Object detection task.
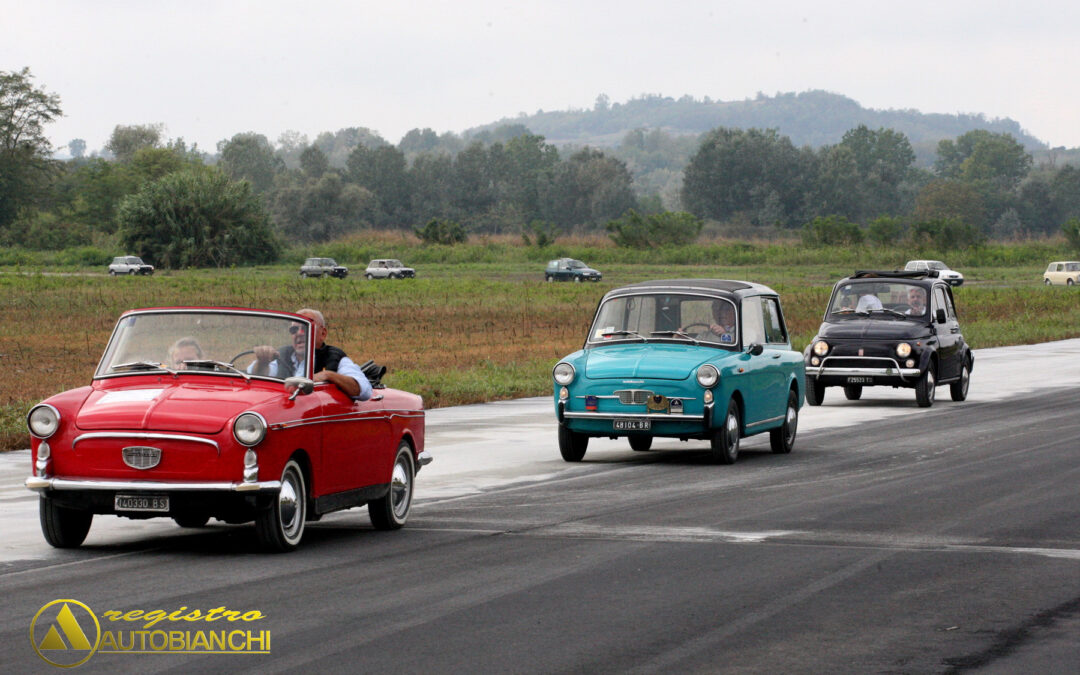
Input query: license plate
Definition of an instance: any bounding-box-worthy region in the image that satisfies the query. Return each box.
[846,376,872,384]
[614,419,651,431]
[114,494,169,512]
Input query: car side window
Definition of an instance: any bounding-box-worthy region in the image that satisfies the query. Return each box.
[761,297,787,344]
[932,287,948,321]
[943,288,957,320]
[741,298,766,345]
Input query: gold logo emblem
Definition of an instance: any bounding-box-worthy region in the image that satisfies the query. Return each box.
[31,599,101,667]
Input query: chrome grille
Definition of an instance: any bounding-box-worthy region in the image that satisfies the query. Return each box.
[614,389,652,405]
[122,446,162,470]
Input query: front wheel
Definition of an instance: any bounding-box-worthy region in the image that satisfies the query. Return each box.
[369,442,415,530]
[558,425,588,462]
[770,389,798,454]
[805,378,826,406]
[255,459,306,551]
[950,360,970,401]
[843,385,863,400]
[629,435,653,452]
[915,363,937,408]
[40,498,93,548]
[710,398,740,464]
[573,276,582,283]
[128,269,136,275]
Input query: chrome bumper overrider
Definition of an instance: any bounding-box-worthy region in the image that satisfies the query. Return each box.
[25,477,282,493]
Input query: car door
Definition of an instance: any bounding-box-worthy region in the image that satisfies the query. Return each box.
[737,296,779,426]
[318,385,392,494]
[931,285,960,380]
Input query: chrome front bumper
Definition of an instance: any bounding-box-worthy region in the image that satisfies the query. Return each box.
[562,411,705,421]
[26,477,282,493]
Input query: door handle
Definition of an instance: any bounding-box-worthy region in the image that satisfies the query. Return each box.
[371,394,384,401]
[771,354,781,359]
[950,327,959,333]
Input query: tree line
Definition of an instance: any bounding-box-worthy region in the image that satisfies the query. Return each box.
[1,68,1079,269]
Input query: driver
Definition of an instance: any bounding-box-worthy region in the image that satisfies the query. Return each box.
[251,308,371,401]
[168,337,203,369]
[906,287,927,315]
[686,300,737,342]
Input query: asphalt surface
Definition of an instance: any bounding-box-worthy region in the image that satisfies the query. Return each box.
[1,340,1079,673]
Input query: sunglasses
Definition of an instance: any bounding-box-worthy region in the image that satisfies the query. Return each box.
[288,324,308,335]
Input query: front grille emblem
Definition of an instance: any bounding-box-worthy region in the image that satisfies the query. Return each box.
[122,446,162,470]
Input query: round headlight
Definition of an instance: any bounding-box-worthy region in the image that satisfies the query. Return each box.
[233,412,267,447]
[896,342,912,358]
[553,362,576,386]
[27,405,60,439]
[696,364,719,388]
[812,341,830,357]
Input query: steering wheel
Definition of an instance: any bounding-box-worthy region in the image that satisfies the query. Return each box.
[229,349,255,365]
[681,323,712,333]
[891,303,911,313]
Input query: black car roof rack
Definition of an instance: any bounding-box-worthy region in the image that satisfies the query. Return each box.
[851,269,939,279]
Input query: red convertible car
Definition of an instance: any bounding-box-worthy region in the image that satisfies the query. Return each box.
[25,307,429,551]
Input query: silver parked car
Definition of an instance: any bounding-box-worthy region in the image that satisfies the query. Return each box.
[365,259,416,279]
[108,256,154,276]
[904,260,963,286]
[300,257,348,278]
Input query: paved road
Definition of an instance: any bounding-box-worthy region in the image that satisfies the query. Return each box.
[1,340,1078,673]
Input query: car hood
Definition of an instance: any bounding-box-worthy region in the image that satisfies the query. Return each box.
[75,380,280,434]
[815,319,932,341]
[583,343,720,380]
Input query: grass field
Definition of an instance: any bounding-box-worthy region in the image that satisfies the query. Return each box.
[2,255,1079,451]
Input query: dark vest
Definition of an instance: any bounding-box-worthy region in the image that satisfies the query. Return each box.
[276,343,346,376]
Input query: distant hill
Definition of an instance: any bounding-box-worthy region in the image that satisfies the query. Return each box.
[467,90,1050,166]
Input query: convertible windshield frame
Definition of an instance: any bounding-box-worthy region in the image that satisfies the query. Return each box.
[585,291,739,350]
[93,308,313,382]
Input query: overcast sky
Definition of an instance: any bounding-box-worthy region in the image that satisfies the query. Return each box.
[7,0,1080,154]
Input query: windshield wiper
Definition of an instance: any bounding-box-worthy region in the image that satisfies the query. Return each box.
[181,359,251,380]
[869,308,907,318]
[650,330,700,344]
[111,361,173,373]
[601,329,647,342]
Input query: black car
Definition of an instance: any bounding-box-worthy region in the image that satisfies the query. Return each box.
[803,270,972,407]
[545,258,602,282]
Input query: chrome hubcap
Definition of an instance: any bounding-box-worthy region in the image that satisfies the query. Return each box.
[927,371,935,402]
[390,459,411,518]
[726,413,739,454]
[279,471,301,538]
[785,404,797,442]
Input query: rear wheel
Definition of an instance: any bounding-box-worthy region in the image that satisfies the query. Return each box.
[1044,278,1051,285]
[915,363,937,407]
[950,360,970,401]
[805,378,826,406]
[629,435,653,452]
[710,398,740,464]
[558,425,588,462]
[843,385,863,400]
[1069,279,1075,286]
[109,269,117,276]
[40,498,92,548]
[369,442,415,530]
[255,459,306,551]
[770,389,798,454]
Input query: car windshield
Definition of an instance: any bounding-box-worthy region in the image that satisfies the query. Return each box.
[587,293,738,348]
[389,260,403,267]
[828,282,927,319]
[568,260,587,269]
[927,261,948,270]
[95,310,309,380]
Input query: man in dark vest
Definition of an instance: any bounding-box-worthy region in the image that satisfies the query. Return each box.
[252,308,371,401]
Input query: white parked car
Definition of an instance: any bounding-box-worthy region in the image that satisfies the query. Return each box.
[1043,261,1080,286]
[904,260,963,286]
[108,256,154,276]
[365,259,416,279]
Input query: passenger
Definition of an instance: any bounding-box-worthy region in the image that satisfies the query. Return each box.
[906,287,927,316]
[251,309,372,400]
[856,287,884,312]
[168,337,203,369]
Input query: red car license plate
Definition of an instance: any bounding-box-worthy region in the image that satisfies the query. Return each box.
[114,495,169,512]
[614,419,651,431]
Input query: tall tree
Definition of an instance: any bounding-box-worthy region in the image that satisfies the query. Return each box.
[0,67,62,230]
[105,123,163,162]
[217,132,281,194]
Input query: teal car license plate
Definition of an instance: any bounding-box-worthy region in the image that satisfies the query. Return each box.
[114,494,169,512]
[614,419,651,431]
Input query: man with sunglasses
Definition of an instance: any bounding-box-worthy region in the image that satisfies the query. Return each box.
[251,308,371,400]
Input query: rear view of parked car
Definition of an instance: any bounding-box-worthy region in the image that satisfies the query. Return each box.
[300,257,348,278]
[1043,261,1080,286]
[108,256,154,276]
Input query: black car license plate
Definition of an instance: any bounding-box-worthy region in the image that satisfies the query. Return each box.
[114,494,169,512]
[614,419,651,431]
[846,376,873,384]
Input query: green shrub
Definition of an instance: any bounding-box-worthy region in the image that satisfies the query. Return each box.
[801,215,863,246]
[414,219,467,245]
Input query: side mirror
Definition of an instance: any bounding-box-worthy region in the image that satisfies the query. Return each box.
[747,343,764,356]
[284,376,315,401]
[935,308,947,324]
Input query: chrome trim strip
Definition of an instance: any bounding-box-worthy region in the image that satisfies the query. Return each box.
[26,476,281,493]
[745,414,785,429]
[563,411,705,421]
[273,409,424,430]
[73,432,219,451]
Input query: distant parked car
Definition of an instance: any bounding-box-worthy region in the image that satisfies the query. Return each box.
[365,259,416,279]
[545,258,602,282]
[804,270,972,408]
[1043,261,1080,286]
[300,257,348,278]
[904,260,963,286]
[108,256,154,276]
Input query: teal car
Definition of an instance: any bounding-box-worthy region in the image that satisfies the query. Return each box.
[553,280,805,464]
